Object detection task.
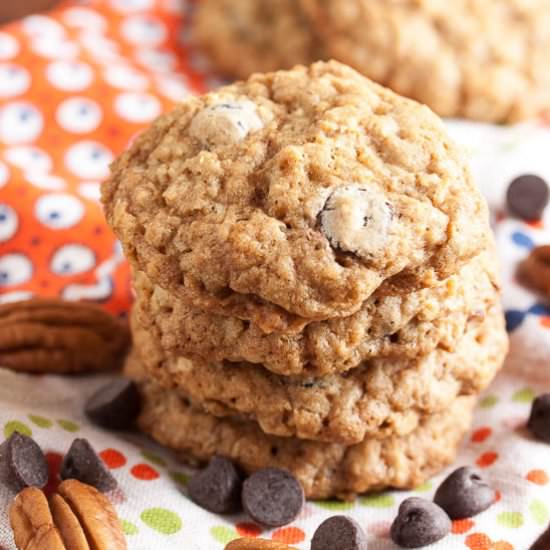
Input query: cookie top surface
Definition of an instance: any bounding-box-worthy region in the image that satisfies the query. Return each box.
[103,61,490,327]
[193,0,324,80]
[135,249,500,376]
[131,302,507,445]
[128,355,476,500]
[301,0,550,122]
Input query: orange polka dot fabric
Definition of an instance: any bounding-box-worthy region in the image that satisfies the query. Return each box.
[1,1,550,549]
[0,0,210,315]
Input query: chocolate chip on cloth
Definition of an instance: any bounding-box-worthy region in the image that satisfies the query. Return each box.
[85,378,141,430]
[390,497,451,548]
[518,246,550,298]
[0,432,48,492]
[187,456,243,514]
[60,438,117,493]
[434,466,494,519]
[242,468,304,527]
[311,516,368,550]
[527,394,550,443]
[506,174,549,221]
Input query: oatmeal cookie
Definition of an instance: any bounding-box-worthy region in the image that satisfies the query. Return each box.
[103,61,490,332]
[129,304,507,445]
[127,356,475,500]
[134,250,500,376]
[192,0,324,80]
[301,0,550,122]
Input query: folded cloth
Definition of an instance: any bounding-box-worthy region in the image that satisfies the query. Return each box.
[0,1,550,549]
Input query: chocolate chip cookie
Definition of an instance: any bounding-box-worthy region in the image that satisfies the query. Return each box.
[193,0,325,80]
[133,250,500,376]
[127,353,476,500]
[301,0,550,122]
[103,61,491,332]
[129,304,507,445]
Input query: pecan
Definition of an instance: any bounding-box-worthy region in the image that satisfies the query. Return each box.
[9,480,127,550]
[225,539,297,550]
[0,298,130,373]
[518,245,550,297]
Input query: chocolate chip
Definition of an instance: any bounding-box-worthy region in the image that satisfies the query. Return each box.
[530,522,550,549]
[311,516,368,550]
[242,468,304,527]
[85,378,140,430]
[528,394,550,443]
[60,438,117,493]
[187,456,242,514]
[434,466,494,519]
[390,497,451,548]
[506,174,549,221]
[0,432,48,491]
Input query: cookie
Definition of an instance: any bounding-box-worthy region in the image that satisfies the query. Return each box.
[129,304,507,444]
[301,0,550,122]
[126,356,476,500]
[192,0,324,80]
[103,61,490,332]
[133,250,500,376]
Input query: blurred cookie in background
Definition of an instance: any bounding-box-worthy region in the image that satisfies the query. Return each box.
[300,0,550,122]
[192,0,325,80]
[0,0,60,23]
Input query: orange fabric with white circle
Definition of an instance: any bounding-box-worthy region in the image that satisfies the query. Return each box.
[0,0,209,315]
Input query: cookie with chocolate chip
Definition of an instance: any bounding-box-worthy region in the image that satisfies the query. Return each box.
[103,61,491,331]
[133,249,500,376]
[130,302,508,445]
[124,350,477,500]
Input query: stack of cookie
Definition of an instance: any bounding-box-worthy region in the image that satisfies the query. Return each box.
[102,61,508,499]
[192,0,550,123]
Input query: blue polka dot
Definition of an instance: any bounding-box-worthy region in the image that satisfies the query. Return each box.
[528,303,550,316]
[505,310,526,332]
[511,231,534,250]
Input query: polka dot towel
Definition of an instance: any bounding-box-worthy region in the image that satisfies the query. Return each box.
[1,1,550,549]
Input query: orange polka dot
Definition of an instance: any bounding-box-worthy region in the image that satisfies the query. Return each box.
[100,448,127,469]
[452,518,475,534]
[236,523,262,538]
[466,533,491,550]
[541,317,550,329]
[466,532,513,550]
[476,452,498,468]
[472,427,492,443]
[44,452,63,497]
[527,469,549,485]
[494,490,502,502]
[130,463,159,480]
[526,219,544,229]
[271,527,305,545]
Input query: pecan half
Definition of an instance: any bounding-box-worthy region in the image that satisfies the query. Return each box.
[225,539,297,550]
[9,480,127,550]
[0,298,130,373]
[518,245,550,297]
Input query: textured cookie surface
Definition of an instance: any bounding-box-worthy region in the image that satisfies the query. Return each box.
[103,61,490,331]
[130,304,507,445]
[134,250,500,376]
[193,0,324,80]
[301,0,550,122]
[127,356,475,500]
